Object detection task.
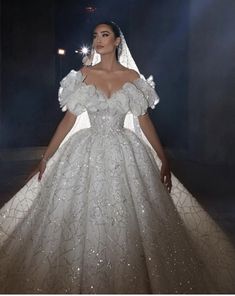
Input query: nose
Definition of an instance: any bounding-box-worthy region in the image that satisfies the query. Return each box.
[96,36,102,43]
[96,40,103,47]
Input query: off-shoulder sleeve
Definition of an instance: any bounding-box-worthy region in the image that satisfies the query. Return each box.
[130,77,160,116]
[58,69,86,116]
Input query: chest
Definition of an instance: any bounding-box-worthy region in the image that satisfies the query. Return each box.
[83,73,130,99]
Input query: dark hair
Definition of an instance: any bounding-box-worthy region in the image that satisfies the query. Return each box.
[92,21,121,61]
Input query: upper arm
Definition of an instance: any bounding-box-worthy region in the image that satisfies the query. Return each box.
[138,112,149,124]
[63,110,77,125]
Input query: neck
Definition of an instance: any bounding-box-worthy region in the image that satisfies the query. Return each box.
[99,52,120,72]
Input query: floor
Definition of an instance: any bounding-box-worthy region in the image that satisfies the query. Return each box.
[0,147,235,245]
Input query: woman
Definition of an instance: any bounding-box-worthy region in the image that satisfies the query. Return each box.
[34,22,171,193]
[0,21,235,294]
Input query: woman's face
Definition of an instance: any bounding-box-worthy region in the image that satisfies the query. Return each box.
[92,24,120,55]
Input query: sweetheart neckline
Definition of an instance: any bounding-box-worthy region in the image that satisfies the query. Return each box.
[77,70,143,100]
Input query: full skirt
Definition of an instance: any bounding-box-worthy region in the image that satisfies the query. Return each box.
[0,128,235,293]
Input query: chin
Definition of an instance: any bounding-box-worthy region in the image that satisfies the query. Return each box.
[96,48,105,54]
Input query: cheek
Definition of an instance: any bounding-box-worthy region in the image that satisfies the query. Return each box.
[105,37,115,47]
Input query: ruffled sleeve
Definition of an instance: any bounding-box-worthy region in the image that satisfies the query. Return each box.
[125,76,160,116]
[58,69,87,116]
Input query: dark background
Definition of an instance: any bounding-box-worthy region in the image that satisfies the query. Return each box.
[0,0,234,165]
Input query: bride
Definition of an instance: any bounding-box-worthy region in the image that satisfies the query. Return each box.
[0,20,235,294]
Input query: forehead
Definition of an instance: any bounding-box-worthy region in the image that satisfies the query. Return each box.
[93,24,113,34]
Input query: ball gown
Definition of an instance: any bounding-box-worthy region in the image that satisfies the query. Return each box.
[0,69,235,293]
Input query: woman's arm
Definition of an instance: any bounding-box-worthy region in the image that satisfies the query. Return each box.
[138,112,172,192]
[42,110,77,161]
[138,113,168,162]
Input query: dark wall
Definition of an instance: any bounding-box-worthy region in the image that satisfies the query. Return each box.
[0,0,57,148]
[129,0,190,150]
[0,1,2,127]
[188,0,235,164]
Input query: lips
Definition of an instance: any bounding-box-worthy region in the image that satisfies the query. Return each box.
[96,45,104,49]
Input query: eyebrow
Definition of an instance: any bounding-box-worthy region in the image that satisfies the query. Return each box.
[93,31,111,35]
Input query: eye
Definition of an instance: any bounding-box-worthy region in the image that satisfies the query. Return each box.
[102,33,109,37]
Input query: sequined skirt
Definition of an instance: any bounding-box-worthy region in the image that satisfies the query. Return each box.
[0,128,235,293]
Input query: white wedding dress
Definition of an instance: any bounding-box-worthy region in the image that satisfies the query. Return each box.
[0,69,235,294]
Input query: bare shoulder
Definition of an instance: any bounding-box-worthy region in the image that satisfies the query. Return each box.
[79,65,90,76]
[121,67,140,81]
[79,65,101,76]
[78,65,140,81]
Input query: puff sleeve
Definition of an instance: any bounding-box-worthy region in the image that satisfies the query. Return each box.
[58,70,86,116]
[126,76,160,116]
